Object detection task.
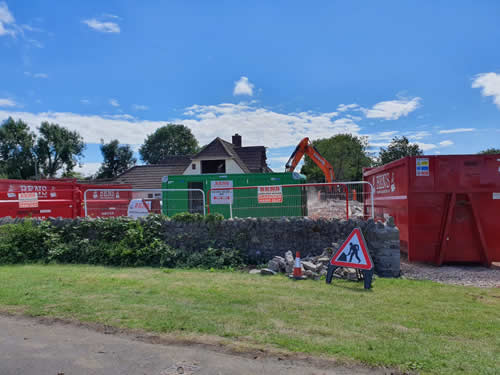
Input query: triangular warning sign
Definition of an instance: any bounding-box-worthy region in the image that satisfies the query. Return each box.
[330,228,373,270]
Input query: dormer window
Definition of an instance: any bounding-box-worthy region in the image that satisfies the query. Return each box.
[201,160,226,173]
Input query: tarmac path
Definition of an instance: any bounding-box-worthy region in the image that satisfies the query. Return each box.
[0,314,389,375]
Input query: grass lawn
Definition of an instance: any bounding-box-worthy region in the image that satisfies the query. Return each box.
[0,265,498,374]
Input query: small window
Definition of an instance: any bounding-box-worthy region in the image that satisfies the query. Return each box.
[201,160,226,173]
[147,193,153,198]
[192,163,196,170]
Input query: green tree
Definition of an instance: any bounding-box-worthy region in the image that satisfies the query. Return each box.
[0,117,36,179]
[96,139,136,178]
[378,136,423,165]
[35,122,85,177]
[139,124,199,164]
[478,148,500,154]
[300,134,372,181]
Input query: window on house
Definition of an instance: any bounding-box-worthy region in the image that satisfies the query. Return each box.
[192,163,196,170]
[201,160,226,173]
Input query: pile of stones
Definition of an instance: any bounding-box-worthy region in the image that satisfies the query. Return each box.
[250,245,363,281]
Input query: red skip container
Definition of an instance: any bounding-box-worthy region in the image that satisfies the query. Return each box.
[364,154,500,266]
[0,179,132,219]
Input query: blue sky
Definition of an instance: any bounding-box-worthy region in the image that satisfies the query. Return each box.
[1,0,499,176]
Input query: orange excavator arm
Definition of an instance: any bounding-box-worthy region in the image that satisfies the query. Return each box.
[285,137,335,183]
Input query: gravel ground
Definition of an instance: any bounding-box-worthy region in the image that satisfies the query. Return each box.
[400,254,500,288]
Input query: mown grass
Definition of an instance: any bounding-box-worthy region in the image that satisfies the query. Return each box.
[0,265,498,374]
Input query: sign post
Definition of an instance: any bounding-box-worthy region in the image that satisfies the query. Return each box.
[326,227,374,289]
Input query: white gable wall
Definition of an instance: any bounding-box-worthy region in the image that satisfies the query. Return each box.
[182,158,244,175]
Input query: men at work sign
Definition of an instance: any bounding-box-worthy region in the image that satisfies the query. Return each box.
[330,228,373,270]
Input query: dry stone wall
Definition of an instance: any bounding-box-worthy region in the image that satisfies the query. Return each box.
[152,216,400,277]
[0,216,400,277]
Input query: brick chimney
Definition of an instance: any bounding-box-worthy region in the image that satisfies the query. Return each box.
[232,133,242,148]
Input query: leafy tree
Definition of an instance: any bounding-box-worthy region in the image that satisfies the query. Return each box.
[378,136,423,165]
[35,122,85,177]
[300,134,372,181]
[478,148,500,154]
[96,139,136,178]
[0,117,37,179]
[139,124,199,164]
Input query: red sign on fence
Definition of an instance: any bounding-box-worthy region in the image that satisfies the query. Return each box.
[257,185,283,204]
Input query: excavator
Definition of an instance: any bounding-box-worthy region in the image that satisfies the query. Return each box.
[285,137,335,182]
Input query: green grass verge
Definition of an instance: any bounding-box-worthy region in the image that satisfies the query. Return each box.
[0,265,498,374]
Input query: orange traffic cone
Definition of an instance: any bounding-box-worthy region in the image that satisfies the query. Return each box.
[293,251,303,279]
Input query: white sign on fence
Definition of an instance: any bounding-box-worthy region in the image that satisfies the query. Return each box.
[211,180,233,204]
[127,199,151,218]
[258,185,283,203]
[18,192,38,208]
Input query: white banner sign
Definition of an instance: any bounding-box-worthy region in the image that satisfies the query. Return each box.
[18,192,39,208]
[211,180,233,204]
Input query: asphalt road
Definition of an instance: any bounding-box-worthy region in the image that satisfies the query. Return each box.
[0,315,386,375]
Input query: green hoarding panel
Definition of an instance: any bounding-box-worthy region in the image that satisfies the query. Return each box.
[161,172,307,218]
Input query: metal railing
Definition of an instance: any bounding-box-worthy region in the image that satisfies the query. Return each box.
[206,181,374,220]
[83,188,206,218]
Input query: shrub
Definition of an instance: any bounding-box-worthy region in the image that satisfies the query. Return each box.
[0,217,245,269]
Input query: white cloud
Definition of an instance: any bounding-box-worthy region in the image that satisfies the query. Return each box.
[439,140,454,147]
[337,103,359,112]
[74,162,101,178]
[438,128,475,134]
[83,18,120,33]
[0,103,361,149]
[233,76,254,96]
[133,104,149,111]
[102,14,120,19]
[0,98,16,107]
[416,142,437,151]
[0,1,16,37]
[367,131,399,141]
[109,98,120,107]
[364,97,421,120]
[24,71,48,79]
[472,72,500,109]
[407,130,431,140]
[81,99,90,104]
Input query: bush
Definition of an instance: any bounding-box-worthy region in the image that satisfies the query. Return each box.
[0,220,59,264]
[0,217,245,269]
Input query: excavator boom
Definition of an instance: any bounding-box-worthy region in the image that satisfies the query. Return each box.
[285,137,335,183]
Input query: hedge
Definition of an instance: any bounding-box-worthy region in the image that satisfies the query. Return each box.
[0,214,245,269]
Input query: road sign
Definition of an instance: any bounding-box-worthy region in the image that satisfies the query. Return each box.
[330,228,373,270]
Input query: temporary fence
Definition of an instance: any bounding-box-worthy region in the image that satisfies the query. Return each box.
[206,182,374,220]
[0,179,132,219]
[83,188,206,218]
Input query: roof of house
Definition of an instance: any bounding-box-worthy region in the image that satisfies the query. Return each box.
[234,146,273,173]
[94,136,272,189]
[193,137,251,173]
[110,156,191,189]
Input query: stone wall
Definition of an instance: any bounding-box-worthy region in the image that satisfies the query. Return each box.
[0,216,400,277]
[155,216,400,277]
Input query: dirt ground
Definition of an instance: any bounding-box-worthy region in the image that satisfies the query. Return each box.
[0,314,395,375]
[400,254,500,288]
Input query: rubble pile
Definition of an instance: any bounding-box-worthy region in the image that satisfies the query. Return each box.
[307,198,365,220]
[253,247,364,281]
